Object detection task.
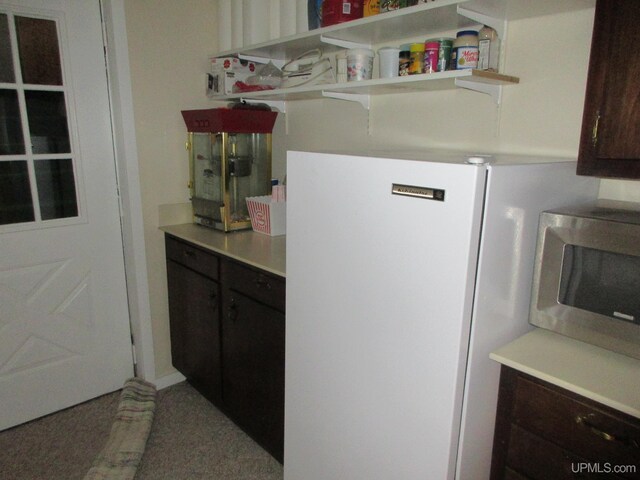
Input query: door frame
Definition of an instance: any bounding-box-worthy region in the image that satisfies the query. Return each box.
[100,0,155,382]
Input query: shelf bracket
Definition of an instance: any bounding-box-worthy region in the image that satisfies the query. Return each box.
[322,91,370,110]
[239,98,287,113]
[320,34,371,50]
[457,6,506,40]
[455,78,503,104]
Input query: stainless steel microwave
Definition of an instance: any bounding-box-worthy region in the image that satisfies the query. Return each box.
[529,200,640,360]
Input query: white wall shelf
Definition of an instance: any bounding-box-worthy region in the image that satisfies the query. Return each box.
[212,0,592,107]
[217,70,518,108]
[217,0,594,61]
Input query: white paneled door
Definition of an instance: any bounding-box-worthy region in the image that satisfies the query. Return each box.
[0,0,134,430]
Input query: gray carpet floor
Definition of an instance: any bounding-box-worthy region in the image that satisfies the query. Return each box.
[0,381,283,480]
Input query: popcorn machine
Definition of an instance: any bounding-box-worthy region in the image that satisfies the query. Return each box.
[181,107,278,232]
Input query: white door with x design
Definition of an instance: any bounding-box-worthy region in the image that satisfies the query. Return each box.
[0,0,134,430]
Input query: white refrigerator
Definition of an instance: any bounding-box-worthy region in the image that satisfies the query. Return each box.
[284,151,599,480]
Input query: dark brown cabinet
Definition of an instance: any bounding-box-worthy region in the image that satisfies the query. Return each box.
[166,236,222,406]
[490,366,640,480]
[221,260,285,463]
[577,0,640,179]
[164,234,285,463]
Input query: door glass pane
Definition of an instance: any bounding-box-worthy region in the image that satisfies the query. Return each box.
[15,16,62,86]
[0,89,25,155]
[25,91,70,153]
[0,160,35,225]
[1,11,80,228]
[34,158,78,220]
[0,14,15,83]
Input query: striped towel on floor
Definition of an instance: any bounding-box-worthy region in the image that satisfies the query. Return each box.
[84,377,157,480]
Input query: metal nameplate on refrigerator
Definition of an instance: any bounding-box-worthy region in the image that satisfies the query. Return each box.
[392,184,445,201]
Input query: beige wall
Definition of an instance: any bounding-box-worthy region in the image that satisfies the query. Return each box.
[124,0,218,377]
[125,2,640,380]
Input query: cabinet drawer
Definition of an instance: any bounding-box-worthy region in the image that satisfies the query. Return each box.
[165,235,219,280]
[512,375,640,475]
[222,260,285,312]
[506,424,625,480]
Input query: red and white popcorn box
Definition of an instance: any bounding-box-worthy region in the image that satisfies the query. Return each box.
[246,195,286,236]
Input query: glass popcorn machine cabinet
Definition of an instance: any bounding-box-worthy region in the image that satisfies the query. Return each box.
[181,107,277,232]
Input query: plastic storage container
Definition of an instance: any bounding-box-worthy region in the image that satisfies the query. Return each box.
[378,47,400,78]
[436,38,454,71]
[478,25,500,71]
[423,41,439,73]
[451,30,479,70]
[346,48,374,81]
[409,43,425,74]
[322,0,364,27]
[399,44,411,76]
[363,0,380,16]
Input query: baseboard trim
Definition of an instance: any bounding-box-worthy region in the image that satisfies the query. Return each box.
[153,371,185,390]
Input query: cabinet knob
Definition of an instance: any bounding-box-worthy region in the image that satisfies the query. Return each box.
[255,274,272,290]
[209,291,217,308]
[228,300,238,322]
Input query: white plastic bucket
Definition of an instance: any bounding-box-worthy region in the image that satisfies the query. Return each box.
[346,48,374,81]
[378,47,400,78]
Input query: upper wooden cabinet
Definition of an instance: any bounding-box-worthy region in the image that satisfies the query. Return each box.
[577,0,640,179]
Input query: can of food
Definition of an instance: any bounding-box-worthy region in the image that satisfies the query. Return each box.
[423,41,439,73]
[435,38,454,71]
[399,44,411,76]
[364,0,380,16]
[409,43,425,75]
[380,0,400,12]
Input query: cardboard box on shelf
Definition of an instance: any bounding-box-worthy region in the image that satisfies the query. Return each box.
[207,57,257,96]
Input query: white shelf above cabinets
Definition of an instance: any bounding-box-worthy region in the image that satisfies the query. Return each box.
[212,0,593,108]
[222,69,518,109]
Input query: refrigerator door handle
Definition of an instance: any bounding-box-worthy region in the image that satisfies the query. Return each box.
[391,183,445,201]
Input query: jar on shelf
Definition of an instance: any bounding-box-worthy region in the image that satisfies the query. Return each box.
[409,43,425,74]
[363,0,380,16]
[399,44,411,76]
[478,25,500,72]
[423,41,439,73]
[451,30,479,70]
[435,38,454,71]
[380,0,400,12]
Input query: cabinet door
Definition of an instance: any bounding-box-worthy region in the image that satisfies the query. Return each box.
[167,260,222,405]
[577,0,640,178]
[491,366,640,480]
[221,289,285,463]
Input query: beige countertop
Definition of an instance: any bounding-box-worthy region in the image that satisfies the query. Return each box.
[160,223,286,277]
[491,329,640,418]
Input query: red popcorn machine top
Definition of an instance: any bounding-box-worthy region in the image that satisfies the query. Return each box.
[181,107,278,232]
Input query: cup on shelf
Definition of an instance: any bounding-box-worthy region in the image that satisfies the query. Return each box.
[347,48,375,81]
[378,47,400,78]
